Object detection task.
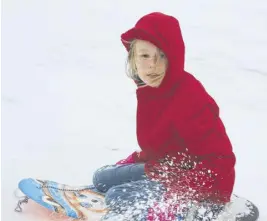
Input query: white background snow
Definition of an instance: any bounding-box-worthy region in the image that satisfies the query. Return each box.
[2,0,267,220]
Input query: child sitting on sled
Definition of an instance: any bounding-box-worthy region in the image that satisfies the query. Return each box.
[92,12,236,221]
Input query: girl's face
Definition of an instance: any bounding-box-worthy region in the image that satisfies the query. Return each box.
[134,40,167,87]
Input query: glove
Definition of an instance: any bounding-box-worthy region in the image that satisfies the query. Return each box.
[116,151,149,165]
[116,152,136,165]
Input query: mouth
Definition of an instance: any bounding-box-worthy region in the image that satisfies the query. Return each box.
[143,74,163,86]
[146,73,161,78]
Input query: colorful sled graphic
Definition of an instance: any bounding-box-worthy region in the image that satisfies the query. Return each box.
[15,178,107,220]
[15,178,259,221]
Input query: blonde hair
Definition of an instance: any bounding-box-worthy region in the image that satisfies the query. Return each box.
[125,39,139,81]
[125,39,168,87]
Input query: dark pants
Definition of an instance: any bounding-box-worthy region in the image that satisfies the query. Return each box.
[92,164,165,220]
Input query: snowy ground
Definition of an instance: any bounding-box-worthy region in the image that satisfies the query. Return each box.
[2,0,267,220]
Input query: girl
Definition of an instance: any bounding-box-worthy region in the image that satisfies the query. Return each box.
[93,12,236,221]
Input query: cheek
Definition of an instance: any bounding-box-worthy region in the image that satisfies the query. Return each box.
[135,60,153,72]
[156,60,168,73]
[160,63,167,74]
[136,65,148,76]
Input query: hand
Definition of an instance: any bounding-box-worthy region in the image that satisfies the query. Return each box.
[116,152,136,165]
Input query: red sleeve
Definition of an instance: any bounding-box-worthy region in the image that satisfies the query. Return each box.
[133,150,149,163]
[116,150,149,164]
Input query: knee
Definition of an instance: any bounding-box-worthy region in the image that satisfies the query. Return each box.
[105,185,122,206]
[92,167,100,187]
[105,184,132,206]
[92,165,111,192]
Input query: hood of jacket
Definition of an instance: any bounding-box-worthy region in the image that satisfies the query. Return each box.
[121,12,187,98]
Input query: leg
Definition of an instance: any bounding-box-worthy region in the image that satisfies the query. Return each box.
[102,179,166,221]
[93,163,147,193]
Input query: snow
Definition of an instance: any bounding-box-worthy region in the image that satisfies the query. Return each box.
[1,0,267,220]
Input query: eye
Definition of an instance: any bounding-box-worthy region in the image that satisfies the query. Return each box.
[159,52,165,59]
[140,54,150,58]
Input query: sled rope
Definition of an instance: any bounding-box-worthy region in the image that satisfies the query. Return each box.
[39,185,95,192]
[15,196,29,212]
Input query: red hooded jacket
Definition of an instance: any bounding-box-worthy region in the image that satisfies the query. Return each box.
[120,12,236,206]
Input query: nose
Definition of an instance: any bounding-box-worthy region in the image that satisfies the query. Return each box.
[149,57,157,69]
[153,55,158,65]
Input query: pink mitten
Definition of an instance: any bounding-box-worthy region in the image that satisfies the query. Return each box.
[116,152,136,165]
